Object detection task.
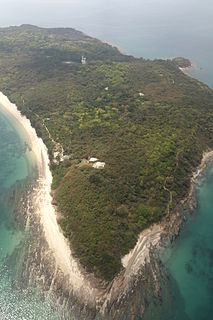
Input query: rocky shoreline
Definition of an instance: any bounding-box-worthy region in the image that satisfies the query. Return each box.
[1,90,213,319]
[100,149,213,319]
[12,153,213,320]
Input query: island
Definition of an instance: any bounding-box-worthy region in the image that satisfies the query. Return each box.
[172,56,192,69]
[0,24,213,318]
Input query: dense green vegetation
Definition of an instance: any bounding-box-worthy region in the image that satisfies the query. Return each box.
[0,25,213,281]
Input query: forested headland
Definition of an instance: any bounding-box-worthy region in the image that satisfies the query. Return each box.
[0,25,213,281]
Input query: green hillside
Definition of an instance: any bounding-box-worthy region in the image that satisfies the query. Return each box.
[0,25,213,280]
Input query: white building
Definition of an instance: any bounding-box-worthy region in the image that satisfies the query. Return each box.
[93,162,105,169]
[88,156,105,169]
[81,56,87,65]
[89,157,98,163]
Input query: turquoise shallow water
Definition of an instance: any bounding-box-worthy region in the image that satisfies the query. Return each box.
[161,169,213,320]
[0,106,62,319]
[1,1,213,318]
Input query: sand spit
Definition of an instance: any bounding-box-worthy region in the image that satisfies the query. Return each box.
[1,91,212,319]
[0,92,101,305]
[0,91,166,311]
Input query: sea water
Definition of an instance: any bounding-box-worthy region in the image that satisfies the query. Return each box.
[0,105,62,320]
[1,0,213,319]
[142,166,213,320]
[162,169,213,320]
[2,0,213,87]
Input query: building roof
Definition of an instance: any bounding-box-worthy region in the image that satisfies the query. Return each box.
[89,157,98,163]
[93,162,105,169]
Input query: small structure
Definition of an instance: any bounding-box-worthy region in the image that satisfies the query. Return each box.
[88,156,105,169]
[139,92,145,97]
[89,157,98,163]
[61,155,71,161]
[93,162,105,169]
[105,87,109,91]
[81,56,87,65]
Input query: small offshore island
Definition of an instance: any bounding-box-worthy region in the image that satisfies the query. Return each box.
[172,57,192,69]
[1,25,213,319]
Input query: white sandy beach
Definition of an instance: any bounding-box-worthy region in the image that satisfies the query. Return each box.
[0,92,101,305]
[1,90,213,316]
[0,91,177,309]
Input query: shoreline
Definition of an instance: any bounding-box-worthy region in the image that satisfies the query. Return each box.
[0,92,102,306]
[192,150,213,181]
[122,149,213,280]
[179,59,197,75]
[1,90,213,318]
[0,92,165,281]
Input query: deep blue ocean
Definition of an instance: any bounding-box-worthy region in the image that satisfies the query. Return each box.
[0,0,213,319]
